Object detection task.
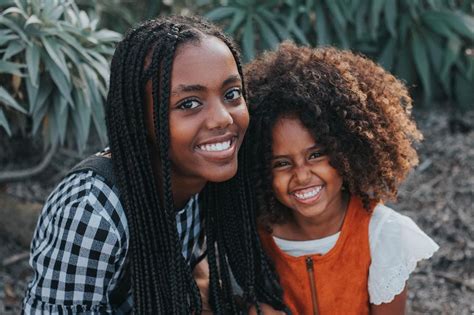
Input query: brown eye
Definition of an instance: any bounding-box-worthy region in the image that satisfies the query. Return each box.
[273,160,290,169]
[309,151,324,159]
[224,88,242,101]
[177,98,201,110]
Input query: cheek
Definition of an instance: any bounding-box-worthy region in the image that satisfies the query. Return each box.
[231,103,249,131]
[326,167,344,189]
[271,173,288,200]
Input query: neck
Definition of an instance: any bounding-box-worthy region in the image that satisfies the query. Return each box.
[170,171,207,210]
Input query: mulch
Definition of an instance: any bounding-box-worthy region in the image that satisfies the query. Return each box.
[0,108,473,314]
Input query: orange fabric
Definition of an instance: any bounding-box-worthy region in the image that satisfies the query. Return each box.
[260,197,373,315]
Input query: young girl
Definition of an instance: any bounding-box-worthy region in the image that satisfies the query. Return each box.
[23,16,286,314]
[245,42,439,314]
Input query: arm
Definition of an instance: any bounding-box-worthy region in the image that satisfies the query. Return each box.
[192,256,213,314]
[23,174,125,314]
[370,286,407,315]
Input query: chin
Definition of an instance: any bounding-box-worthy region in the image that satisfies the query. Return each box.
[205,162,238,182]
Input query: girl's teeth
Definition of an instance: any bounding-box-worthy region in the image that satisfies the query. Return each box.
[294,186,322,200]
[200,140,231,152]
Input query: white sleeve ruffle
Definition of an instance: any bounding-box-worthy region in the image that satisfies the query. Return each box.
[368,204,439,305]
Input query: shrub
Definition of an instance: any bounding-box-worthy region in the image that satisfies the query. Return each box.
[206,0,474,109]
[0,0,121,152]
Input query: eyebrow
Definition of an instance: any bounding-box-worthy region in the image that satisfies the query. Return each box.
[171,74,241,95]
[271,144,321,160]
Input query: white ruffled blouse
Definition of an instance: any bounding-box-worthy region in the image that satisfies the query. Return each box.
[273,204,439,305]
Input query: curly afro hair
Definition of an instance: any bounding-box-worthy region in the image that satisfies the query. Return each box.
[245,41,422,225]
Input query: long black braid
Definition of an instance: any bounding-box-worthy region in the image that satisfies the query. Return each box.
[105,15,287,314]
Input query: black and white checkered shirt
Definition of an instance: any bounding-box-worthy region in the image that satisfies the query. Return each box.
[23,170,203,314]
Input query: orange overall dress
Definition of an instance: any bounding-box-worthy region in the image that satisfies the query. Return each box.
[259,197,373,315]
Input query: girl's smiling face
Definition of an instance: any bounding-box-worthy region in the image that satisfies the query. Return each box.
[146,36,249,187]
[271,116,345,224]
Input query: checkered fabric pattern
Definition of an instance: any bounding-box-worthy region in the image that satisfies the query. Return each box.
[22,170,202,314]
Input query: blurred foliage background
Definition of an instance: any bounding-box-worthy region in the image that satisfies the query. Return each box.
[0,0,473,179]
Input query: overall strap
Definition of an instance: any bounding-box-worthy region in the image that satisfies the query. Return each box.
[68,155,115,185]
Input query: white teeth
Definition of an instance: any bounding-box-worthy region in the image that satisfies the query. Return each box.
[294,186,322,200]
[199,140,231,152]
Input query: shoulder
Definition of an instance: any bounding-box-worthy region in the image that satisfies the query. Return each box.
[39,170,128,244]
[24,170,130,311]
[368,203,439,305]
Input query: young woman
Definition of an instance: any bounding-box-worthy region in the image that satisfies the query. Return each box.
[23,16,286,314]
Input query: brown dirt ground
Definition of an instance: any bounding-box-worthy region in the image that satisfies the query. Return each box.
[0,109,473,314]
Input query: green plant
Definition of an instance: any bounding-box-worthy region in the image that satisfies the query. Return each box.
[0,0,121,152]
[206,0,309,61]
[206,0,474,109]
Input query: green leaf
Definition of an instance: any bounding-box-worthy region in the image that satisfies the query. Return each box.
[0,107,12,136]
[384,0,397,37]
[31,76,53,116]
[25,44,40,87]
[92,29,122,42]
[83,65,107,145]
[53,91,68,144]
[441,36,462,89]
[25,75,38,113]
[0,33,18,46]
[24,14,43,28]
[71,88,91,152]
[0,60,25,76]
[32,98,48,136]
[370,0,386,38]
[424,32,444,74]
[254,14,280,49]
[41,36,71,83]
[355,0,369,40]
[0,16,31,45]
[226,8,246,34]
[43,54,73,105]
[325,0,346,29]
[2,41,25,60]
[448,11,474,40]
[2,7,28,19]
[421,11,456,38]
[411,30,431,101]
[205,7,237,21]
[377,37,397,70]
[0,86,26,113]
[242,17,255,61]
[315,0,331,45]
[454,70,474,110]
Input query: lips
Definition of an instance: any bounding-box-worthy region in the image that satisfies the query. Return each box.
[291,185,323,204]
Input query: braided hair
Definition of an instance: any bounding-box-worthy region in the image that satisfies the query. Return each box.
[105,15,287,314]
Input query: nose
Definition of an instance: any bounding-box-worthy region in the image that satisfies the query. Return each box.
[206,99,233,130]
[293,164,312,185]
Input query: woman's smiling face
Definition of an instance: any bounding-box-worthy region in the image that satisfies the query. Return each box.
[146,35,249,185]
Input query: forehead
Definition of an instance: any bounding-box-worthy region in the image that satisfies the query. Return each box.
[272,116,316,152]
[171,36,239,89]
